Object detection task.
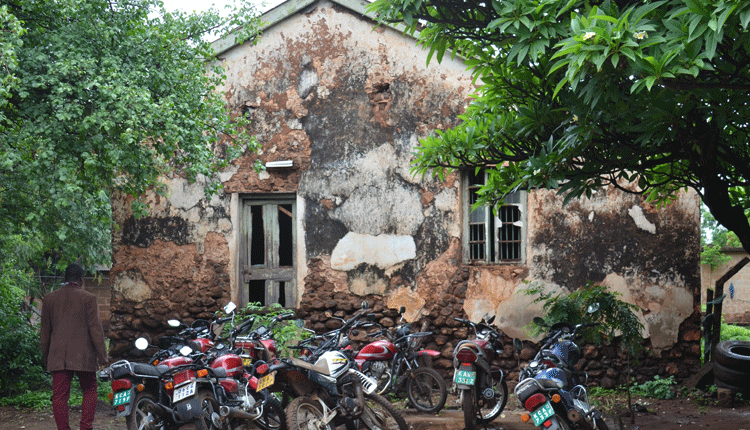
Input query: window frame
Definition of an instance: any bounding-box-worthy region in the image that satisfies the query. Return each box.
[461,170,527,264]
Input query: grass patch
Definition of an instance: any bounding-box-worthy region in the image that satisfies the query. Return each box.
[0,378,110,410]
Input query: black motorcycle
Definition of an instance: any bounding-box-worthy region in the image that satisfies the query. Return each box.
[513,304,609,430]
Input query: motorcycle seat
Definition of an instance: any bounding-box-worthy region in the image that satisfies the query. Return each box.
[535,378,564,389]
[111,363,169,379]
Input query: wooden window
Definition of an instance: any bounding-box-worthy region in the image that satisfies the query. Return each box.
[464,170,526,263]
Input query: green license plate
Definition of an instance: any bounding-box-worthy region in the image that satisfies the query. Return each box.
[453,370,476,385]
[112,389,132,406]
[531,401,555,426]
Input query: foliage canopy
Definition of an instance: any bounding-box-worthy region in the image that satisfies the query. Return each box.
[0,0,260,275]
[369,0,750,251]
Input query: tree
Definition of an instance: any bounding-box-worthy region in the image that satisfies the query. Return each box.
[0,0,260,274]
[369,0,750,251]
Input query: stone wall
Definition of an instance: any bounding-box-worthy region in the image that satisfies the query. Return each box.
[296,262,704,389]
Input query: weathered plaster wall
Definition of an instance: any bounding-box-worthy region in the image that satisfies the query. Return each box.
[216,0,470,301]
[701,248,750,324]
[108,0,703,386]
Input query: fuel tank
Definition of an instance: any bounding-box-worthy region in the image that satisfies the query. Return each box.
[211,353,244,378]
[356,339,397,361]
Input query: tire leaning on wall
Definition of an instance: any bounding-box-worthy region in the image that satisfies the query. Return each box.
[713,340,750,394]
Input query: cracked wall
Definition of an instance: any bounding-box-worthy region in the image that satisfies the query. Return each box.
[109,0,702,377]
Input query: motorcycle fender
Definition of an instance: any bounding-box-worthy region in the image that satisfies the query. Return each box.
[418,349,440,357]
[174,397,203,422]
[543,415,569,430]
[115,403,133,418]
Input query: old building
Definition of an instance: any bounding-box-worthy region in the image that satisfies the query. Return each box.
[108,0,702,383]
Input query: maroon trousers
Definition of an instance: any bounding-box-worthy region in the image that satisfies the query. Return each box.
[51,370,98,430]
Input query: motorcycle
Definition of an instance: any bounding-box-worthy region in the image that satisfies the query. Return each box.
[354,307,447,413]
[513,304,609,430]
[101,302,289,430]
[269,306,408,430]
[452,315,508,430]
[100,337,210,430]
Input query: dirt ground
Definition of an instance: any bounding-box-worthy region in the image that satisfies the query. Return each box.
[0,396,748,430]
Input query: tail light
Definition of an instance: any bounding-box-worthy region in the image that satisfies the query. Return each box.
[524,393,548,411]
[173,369,196,387]
[455,347,478,363]
[111,379,132,392]
[197,369,208,378]
[256,363,269,375]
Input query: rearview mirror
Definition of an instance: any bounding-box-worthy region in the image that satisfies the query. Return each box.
[513,338,523,352]
[224,302,237,314]
[400,306,406,314]
[135,338,149,350]
[587,303,600,314]
[179,345,193,356]
[168,319,181,327]
[533,317,548,327]
[361,301,369,310]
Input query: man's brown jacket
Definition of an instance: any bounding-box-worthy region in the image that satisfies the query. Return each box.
[41,283,108,372]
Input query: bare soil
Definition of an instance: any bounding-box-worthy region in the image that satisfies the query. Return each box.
[0,396,748,430]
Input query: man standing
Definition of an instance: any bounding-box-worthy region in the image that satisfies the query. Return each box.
[41,263,108,430]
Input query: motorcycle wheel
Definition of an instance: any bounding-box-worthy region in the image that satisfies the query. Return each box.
[286,396,332,430]
[126,391,169,430]
[461,387,478,430]
[594,416,609,430]
[195,389,220,430]
[255,391,288,430]
[356,392,408,430]
[405,367,447,414]
[476,378,507,424]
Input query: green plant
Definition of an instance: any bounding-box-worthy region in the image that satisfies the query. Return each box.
[633,375,676,400]
[721,322,750,342]
[226,302,311,357]
[523,283,644,356]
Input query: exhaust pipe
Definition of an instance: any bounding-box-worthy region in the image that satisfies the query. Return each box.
[219,405,260,421]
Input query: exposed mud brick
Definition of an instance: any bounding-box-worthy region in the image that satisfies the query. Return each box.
[600,376,616,389]
[583,344,600,360]
[519,347,537,361]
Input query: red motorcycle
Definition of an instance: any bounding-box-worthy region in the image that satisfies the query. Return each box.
[452,315,508,430]
[354,308,447,413]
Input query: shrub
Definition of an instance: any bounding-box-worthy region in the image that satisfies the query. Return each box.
[222,302,311,357]
[523,283,645,356]
[633,375,676,400]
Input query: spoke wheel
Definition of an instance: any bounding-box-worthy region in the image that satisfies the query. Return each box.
[461,387,478,430]
[286,396,332,430]
[405,367,447,414]
[194,389,220,430]
[255,390,288,430]
[356,392,408,430]
[126,391,167,430]
[477,377,507,424]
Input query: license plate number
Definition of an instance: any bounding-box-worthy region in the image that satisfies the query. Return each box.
[173,381,197,402]
[112,389,132,406]
[242,358,252,367]
[454,370,476,385]
[531,401,555,426]
[257,371,275,391]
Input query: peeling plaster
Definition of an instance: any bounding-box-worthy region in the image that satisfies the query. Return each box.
[387,286,426,321]
[113,271,152,302]
[629,205,656,234]
[331,232,416,271]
